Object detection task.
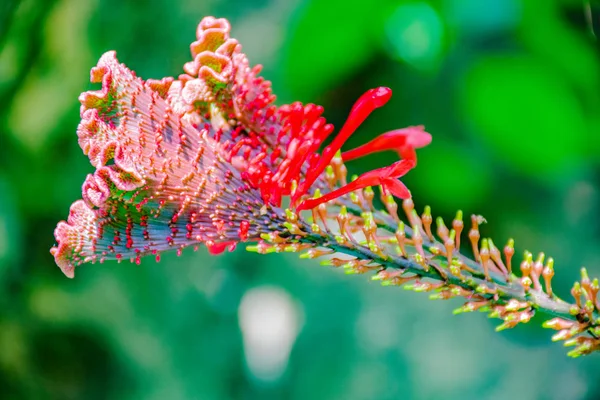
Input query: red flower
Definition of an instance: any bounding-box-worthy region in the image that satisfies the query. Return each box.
[51,17,431,277]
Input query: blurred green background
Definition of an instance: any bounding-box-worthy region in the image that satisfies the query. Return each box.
[1,0,600,398]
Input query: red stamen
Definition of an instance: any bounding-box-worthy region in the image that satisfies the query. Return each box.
[293,87,392,203]
[296,159,415,211]
[342,125,431,163]
[380,178,411,199]
[206,240,237,255]
[238,220,250,241]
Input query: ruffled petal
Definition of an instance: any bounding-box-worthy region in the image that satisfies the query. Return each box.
[51,51,287,277]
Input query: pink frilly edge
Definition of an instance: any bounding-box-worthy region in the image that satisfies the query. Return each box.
[50,200,99,278]
[76,51,148,209]
[181,17,276,122]
[51,51,152,277]
[50,17,291,277]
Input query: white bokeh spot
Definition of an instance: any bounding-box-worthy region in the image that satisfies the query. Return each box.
[238,286,302,383]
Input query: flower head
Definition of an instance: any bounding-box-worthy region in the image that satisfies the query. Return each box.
[51,51,286,277]
[51,16,431,277]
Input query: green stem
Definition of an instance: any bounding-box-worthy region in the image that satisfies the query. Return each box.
[314,200,592,324]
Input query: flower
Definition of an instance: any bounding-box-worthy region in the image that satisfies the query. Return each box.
[46,15,600,361]
[51,17,431,277]
[51,50,288,278]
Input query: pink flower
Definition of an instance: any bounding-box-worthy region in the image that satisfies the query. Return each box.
[51,17,431,277]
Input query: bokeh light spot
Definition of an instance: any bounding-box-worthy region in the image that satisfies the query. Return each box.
[238,286,302,384]
[444,0,520,34]
[385,2,444,70]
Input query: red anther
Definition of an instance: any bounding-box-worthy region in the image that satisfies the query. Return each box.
[296,158,414,211]
[342,125,432,163]
[294,87,393,203]
[206,240,237,255]
[380,178,411,200]
[238,220,250,241]
[380,157,415,177]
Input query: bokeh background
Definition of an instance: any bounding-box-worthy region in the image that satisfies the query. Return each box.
[1,0,600,398]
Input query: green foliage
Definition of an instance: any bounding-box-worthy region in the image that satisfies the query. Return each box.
[462,55,588,176]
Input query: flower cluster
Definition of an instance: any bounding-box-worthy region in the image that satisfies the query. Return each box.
[51,17,428,278]
[52,17,600,357]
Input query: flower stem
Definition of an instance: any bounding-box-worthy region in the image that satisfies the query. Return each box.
[273,197,600,357]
